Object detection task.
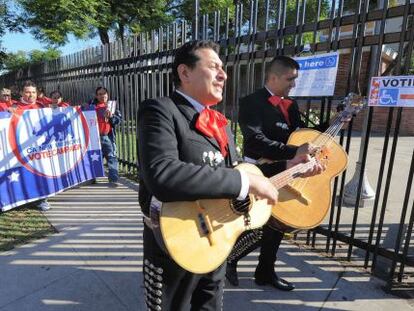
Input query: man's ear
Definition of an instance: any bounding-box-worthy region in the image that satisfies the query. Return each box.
[177,64,191,84]
[268,72,278,83]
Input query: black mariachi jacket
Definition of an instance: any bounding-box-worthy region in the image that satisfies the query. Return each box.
[239,87,305,162]
[137,92,286,216]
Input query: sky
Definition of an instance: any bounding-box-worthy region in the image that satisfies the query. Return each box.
[2,30,102,56]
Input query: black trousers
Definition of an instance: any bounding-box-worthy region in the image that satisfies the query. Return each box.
[143,223,225,311]
[228,225,284,274]
[257,225,284,273]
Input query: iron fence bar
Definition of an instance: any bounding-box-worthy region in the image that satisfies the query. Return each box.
[371,109,402,272]
[396,10,414,283]
[345,0,371,261]
[362,0,390,269]
[296,0,306,54]
[193,0,200,40]
[372,0,412,279]
[398,149,414,282]
[364,108,393,267]
[325,128,345,252]
[391,145,414,284]
[314,226,414,266]
[259,0,270,86]
[331,118,355,257]
[222,7,230,129]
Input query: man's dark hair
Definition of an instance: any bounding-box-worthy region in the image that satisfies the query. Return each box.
[50,90,62,98]
[95,86,108,95]
[265,56,299,80]
[22,80,37,90]
[172,40,220,87]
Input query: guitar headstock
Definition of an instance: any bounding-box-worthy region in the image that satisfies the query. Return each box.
[337,92,367,120]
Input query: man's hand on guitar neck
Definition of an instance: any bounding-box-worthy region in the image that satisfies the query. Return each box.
[295,142,317,157]
[245,172,279,205]
[287,154,325,178]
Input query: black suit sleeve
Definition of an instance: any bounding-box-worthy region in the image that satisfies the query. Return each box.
[239,96,297,160]
[138,99,242,202]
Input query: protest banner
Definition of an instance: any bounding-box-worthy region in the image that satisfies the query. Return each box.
[0,107,104,212]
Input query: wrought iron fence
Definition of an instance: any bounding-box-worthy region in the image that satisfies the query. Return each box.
[1,0,414,289]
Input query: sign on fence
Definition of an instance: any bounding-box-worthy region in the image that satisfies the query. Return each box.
[369,76,414,107]
[0,107,105,212]
[290,52,339,97]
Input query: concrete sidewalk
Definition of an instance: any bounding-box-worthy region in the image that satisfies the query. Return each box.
[0,178,413,311]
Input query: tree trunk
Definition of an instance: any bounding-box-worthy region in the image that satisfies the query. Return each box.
[98,28,110,45]
[118,23,127,57]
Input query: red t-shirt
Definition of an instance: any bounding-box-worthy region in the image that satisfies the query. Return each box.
[95,102,112,135]
[45,101,70,108]
[37,96,53,107]
[0,102,8,112]
[15,99,43,110]
[57,102,70,108]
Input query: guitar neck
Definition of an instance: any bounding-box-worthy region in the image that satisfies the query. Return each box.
[269,158,316,189]
[324,114,346,138]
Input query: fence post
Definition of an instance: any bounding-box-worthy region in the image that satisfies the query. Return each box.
[193,0,199,40]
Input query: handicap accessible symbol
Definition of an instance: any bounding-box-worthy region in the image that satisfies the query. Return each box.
[379,89,398,106]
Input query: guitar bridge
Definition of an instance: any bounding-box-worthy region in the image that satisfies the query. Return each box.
[285,185,311,205]
[198,213,210,235]
[196,202,215,246]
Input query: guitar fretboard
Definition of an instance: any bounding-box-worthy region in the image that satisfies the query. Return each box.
[269,158,317,189]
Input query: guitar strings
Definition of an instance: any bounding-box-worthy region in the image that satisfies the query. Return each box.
[290,115,345,192]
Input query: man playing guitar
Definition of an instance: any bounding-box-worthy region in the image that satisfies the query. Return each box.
[226,56,328,291]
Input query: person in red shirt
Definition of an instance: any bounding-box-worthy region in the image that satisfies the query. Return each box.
[84,87,121,184]
[36,87,53,107]
[0,88,18,110]
[49,90,70,108]
[14,81,51,211]
[6,81,43,113]
[0,101,8,112]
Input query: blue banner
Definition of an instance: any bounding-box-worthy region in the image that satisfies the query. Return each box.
[0,107,104,212]
[296,54,338,71]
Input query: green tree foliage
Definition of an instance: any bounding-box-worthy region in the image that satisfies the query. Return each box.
[2,50,27,71]
[29,48,61,64]
[18,0,172,45]
[2,48,61,71]
[0,1,24,66]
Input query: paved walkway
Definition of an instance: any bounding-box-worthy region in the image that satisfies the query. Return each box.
[0,177,413,311]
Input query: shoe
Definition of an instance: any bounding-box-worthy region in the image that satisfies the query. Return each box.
[108,182,119,188]
[37,200,50,211]
[254,272,295,291]
[225,263,239,286]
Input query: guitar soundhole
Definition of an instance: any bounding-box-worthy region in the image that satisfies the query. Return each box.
[230,197,251,215]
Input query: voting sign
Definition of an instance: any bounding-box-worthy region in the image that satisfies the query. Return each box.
[369,76,414,107]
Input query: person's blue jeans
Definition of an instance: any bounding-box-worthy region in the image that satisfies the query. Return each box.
[100,135,119,182]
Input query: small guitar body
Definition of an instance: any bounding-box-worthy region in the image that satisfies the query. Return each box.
[269,128,348,232]
[158,163,272,274]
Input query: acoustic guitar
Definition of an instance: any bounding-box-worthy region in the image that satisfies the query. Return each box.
[268,93,366,233]
[150,158,322,274]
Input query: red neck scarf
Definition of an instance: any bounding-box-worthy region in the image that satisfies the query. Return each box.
[268,95,293,126]
[195,108,229,157]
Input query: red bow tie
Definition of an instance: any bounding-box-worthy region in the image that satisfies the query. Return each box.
[268,95,293,126]
[195,108,229,157]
